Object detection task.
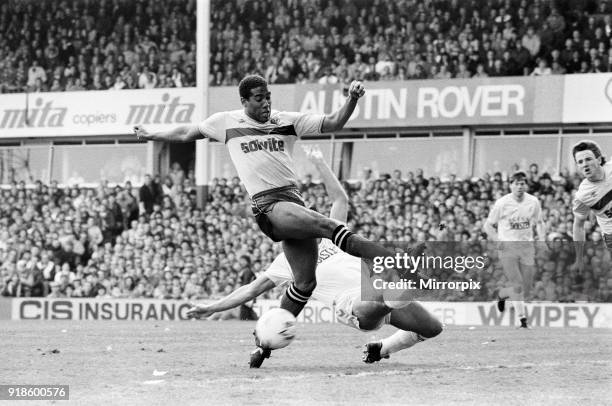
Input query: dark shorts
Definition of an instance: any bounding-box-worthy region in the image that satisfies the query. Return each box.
[251,185,305,242]
[604,233,612,250]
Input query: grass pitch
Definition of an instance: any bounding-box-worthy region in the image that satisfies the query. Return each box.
[0,320,610,405]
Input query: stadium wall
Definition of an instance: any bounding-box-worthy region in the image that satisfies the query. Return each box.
[2,298,610,329]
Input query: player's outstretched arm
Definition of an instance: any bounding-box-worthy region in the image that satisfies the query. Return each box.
[187,275,276,318]
[571,215,586,272]
[303,145,349,223]
[133,124,205,143]
[320,81,365,133]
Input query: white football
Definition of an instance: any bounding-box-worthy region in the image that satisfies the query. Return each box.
[255,308,297,350]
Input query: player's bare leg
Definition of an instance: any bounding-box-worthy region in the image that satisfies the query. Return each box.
[361,302,443,363]
[389,302,443,338]
[250,238,318,368]
[352,301,390,330]
[280,238,319,316]
[346,287,441,363]
[267,202,397,259]
[267,201,417,317]
[345,298,394,363]
[251,202,425,368]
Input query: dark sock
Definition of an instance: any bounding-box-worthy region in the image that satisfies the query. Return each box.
[332,225,394,259]
[280,283,312,317]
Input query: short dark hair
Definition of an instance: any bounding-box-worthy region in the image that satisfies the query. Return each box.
[510,171,527,183]
[572,140,606,165]
[238,75,267,100]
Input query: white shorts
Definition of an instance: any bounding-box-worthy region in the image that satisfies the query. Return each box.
[333,288,390,332]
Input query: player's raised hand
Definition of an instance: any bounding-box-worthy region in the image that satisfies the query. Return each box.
[348,80,365,99]
[186,302,215,319]
[133,125,151,141]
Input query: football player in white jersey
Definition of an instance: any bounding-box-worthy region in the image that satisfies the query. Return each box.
[483,171,545,328]
[187,146,442,367]
[134,75,419,364]
[571,140,612,271]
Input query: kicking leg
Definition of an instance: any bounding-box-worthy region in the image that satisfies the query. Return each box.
[267,202,396,259]
[268,202,426,301]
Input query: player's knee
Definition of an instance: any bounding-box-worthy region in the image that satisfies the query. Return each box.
[432,320,444,337]
[421,319,444,339]
[316,216,341,237]
[295,279,317,294]
[357,318,381,331]
[353,302,389,330]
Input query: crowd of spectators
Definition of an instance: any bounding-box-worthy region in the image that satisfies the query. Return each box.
[0,0,196,93]
[3,0,612,93]
[0,159,611,303]
[309,163,612,302]
[210,0,612,85]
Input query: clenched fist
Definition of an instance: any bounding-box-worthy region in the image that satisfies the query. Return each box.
[347,80,366,99]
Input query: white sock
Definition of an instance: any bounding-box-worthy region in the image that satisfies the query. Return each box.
[380,331,424,356]
[507,287,525,320]
[514,300,525,320]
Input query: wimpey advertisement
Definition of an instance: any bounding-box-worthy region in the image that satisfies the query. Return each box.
[0,88,199,137]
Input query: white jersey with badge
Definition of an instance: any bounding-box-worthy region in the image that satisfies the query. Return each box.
[197,109,324,197]
[487,193,542,241]
[264,239,361,306]
[573,162,612,234]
